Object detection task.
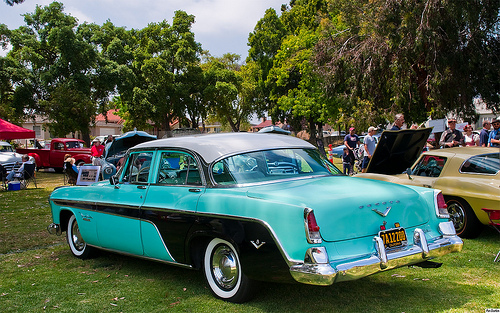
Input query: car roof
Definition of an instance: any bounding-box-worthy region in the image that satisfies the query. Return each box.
[420,147,500,159]
[132,132,315,163]
[54,138,85,142]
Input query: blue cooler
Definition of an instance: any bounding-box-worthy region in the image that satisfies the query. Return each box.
[8,181,21,191]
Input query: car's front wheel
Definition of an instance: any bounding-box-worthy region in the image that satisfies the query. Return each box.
[67,214,97,259]
[203,238,255,303]
[446,197,482,239]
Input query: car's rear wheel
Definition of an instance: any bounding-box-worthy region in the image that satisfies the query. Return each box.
[203,238,255,303]
[67,214,97,259]
[446,197,483,239]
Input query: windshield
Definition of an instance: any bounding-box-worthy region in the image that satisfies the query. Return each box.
[212,148,341,185]
[0,144,14,152]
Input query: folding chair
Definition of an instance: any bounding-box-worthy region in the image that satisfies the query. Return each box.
[0,164,7,190]
[14,163,37,189]
[481,208,500,262]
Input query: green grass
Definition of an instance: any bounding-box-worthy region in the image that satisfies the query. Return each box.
[1,172,499,312]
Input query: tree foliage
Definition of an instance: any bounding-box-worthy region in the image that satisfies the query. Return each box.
[314,0,500,122]
[4,0,24,5]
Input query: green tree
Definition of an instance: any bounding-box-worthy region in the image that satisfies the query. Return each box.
[248,0,331,140]
[2,2,119,143]
[4,0,24,5]
[203,54,244,132]
[315,0,500,122]
[119,11,202,132]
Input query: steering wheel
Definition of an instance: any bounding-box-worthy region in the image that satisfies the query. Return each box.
[135,166,150,182]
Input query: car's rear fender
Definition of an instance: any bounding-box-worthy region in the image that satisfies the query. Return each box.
[185,214,296,283]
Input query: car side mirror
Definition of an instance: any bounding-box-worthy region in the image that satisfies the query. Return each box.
[405,168,413,180]
[110,175,120,189]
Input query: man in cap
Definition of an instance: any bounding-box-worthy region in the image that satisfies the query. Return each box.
[91,138,105,166]
[362,126,377,173]
[488,117,500,147]
[439,117,464,148]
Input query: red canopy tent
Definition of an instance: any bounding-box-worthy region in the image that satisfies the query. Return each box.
[0,118,35,140]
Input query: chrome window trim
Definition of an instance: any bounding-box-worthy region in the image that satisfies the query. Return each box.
[51,198,302,266]
[458,152,500,176]
[208,147,336,187]
[153,150,206,186]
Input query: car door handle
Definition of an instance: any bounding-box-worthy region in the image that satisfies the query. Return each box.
[137,185,147,189]
[189,188,201,193]
[423,184,432,188]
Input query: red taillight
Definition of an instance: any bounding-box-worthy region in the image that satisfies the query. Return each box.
[307,212,320,232]
[304,208,322,244]
[437,192,447,209]
[436,191,449,218]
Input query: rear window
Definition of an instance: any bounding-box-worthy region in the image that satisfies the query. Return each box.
[212,148,341,186]
[460,153,500,175]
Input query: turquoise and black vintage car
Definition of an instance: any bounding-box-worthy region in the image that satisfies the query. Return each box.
[48,133,463,303]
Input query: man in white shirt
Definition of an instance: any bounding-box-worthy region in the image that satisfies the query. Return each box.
[362,126,377,173]
[6,154,33,182]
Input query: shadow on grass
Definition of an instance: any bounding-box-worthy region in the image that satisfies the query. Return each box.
[68,241,495,313]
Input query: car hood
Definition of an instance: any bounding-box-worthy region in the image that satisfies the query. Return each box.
[105,130,157,158]
[366,128,432,175]
[0,151,23,163]
[245,176,431,242]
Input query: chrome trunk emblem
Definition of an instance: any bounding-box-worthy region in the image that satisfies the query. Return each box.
[373,207,391,217]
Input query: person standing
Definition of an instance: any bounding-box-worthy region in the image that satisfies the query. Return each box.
[362,126,377,173]
[488,118,500,147]
[91,139,105,166]
[439,118,464,148]
[479,120,491,147]
[391,114,405,130]
[342,147,351,175]
[344,127,359,174]
[463,125,479,146]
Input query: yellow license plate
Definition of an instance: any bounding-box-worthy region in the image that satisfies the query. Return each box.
[379,228,407,248]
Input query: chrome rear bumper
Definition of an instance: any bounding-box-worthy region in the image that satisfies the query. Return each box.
[290,224,463,286]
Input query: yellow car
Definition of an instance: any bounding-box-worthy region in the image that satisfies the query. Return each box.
[357,146,500,238]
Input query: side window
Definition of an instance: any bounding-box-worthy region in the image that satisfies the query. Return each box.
[412,155,447,177]
[122,152,154,184]
[54,142,64,150]
[460,153,500,175]
[157,152,201,186]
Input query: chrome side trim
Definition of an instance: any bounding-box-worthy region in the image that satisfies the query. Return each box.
[290,231,463,286]
[50,198,300,266]
[88,244,193,269]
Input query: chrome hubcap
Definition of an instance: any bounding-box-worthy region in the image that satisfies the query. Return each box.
[211,245,238,290]
[71,221,85,251]
[447,202,465,232]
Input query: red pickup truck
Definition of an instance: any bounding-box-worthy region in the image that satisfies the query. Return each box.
[16,138,92,171]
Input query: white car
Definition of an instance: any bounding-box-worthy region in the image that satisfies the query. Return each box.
[0,141,23,172]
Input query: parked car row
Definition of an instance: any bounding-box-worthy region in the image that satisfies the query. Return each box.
[48,132,463,302]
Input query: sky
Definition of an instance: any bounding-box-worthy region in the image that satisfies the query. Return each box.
[0,0,286,58]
